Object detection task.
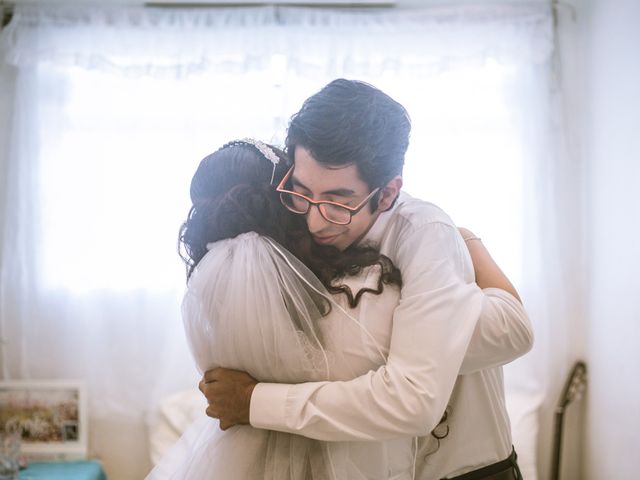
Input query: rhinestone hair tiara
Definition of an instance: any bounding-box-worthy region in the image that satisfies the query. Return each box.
[222,138,281,184]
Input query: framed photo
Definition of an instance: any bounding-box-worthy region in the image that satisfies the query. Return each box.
[0,380,88,460]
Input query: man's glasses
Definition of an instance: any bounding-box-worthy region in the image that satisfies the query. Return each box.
[276,166,380,226]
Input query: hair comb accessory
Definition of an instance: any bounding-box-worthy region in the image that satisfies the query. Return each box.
[240,138,280,167]
[222,138,281,184]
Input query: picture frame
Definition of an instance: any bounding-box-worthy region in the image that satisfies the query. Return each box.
[0,380,88,460]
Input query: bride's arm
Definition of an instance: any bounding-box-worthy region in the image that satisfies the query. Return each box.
[457,227,532,375]
[459,227,521,302]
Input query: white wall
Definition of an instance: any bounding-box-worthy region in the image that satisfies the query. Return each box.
[552,1,640,478]
[579,0,640,477]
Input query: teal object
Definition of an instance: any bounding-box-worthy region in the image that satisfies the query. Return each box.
[18,461,107,480]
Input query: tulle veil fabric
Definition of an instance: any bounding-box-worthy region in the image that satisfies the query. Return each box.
[147,232,387,479]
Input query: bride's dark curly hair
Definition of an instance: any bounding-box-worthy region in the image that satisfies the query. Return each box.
[178,141,402,307]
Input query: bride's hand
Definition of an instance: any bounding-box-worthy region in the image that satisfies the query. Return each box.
[199,367,258,430]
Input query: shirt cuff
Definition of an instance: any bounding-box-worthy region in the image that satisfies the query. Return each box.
[249,382,291,431]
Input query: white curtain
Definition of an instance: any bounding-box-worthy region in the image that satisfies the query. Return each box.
[0,4,574,479]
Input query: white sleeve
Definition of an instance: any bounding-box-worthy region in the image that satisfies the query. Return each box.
[459,288,534,375]
[249,222,484,441]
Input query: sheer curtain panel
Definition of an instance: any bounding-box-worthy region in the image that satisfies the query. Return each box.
[0,5,574,479]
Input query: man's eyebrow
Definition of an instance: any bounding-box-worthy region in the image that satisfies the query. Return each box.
[291,176,356,197]
[322,188,356,197]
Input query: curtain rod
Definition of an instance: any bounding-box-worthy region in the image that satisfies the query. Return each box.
[143,1,577,21]
[144,2,395,7]
[0,1,578,29]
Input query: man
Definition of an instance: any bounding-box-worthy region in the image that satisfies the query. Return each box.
[201,79,532,479]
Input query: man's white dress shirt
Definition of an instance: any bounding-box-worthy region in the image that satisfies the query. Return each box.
[250,193,533,478]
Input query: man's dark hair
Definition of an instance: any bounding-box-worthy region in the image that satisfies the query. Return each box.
[285,79,411,190]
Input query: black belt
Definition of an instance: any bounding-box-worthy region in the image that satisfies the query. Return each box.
[443,448,523,480]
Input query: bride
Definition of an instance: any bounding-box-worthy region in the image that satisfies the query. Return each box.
[147,139,415,479]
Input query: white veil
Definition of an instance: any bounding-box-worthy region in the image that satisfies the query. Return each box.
[147,232,387,480]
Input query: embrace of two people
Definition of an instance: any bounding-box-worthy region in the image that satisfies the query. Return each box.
[147,79,533,480]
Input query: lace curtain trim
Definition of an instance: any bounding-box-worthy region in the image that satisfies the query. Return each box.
[0,4,554,77]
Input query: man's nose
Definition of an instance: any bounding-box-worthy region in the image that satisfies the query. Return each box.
[306,205,330,234]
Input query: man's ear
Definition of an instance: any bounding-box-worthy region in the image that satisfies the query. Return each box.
[377,176,403,212]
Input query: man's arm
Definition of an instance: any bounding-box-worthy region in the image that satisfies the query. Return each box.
[202,224,533,438]
[205,222,484,440]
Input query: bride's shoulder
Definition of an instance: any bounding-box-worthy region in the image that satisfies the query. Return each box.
[188,232,276,289]
[190,232,272,278]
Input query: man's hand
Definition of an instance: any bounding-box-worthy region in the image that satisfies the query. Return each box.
[199,367,258,430]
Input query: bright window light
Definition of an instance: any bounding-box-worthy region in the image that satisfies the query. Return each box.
[38,59,523,292]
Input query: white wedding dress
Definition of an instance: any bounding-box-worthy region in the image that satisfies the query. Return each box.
[147,232,415,480]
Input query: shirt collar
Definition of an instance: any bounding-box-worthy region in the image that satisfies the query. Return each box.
[359,191,407,246]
